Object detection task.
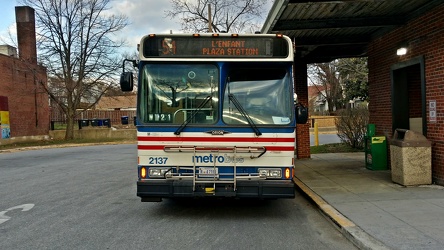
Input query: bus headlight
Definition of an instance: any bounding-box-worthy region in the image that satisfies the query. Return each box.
[258,168,282,179]
[149,167,171,178]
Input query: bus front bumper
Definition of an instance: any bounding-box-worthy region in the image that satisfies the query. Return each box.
[137,179,295,202]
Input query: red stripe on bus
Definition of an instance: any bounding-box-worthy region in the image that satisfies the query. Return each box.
[137,145,165,150]
[265,146,295,151]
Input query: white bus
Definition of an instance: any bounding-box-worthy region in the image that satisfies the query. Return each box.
[120,33,308,202]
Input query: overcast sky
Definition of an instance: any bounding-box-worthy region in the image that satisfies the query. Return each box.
[0,0,272,52]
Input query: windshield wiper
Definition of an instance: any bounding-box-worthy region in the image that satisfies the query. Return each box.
[174,96,212,135]
[228,93,262,136]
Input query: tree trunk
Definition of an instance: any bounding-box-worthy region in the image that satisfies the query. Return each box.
[64,109,75,140]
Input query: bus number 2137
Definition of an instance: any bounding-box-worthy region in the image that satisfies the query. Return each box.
[149,157,168,164]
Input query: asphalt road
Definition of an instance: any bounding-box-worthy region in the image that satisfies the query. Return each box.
[310,133,341,146]
[0,144,356,250]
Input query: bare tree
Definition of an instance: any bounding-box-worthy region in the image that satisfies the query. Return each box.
[20,0,128,139]
[337,57,369,102]
[308,61,344,114]
[0,24,17,46]
[335,105,369,149]
[165,0,267,33]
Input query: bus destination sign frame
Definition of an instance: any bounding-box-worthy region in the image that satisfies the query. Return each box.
[143,35,289,58]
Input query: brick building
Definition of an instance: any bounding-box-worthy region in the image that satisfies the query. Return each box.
[367,6,444,185]
[0,6,49,138]
[263,1,444,185]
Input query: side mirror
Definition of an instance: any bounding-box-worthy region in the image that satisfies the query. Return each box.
[295,103,308,124]
[120,59,138,92]
[120,72,134,92]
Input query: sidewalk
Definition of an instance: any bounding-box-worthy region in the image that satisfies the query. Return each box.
[294,153,444,250]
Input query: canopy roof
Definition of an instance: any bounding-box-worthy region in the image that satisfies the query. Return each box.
[262,0,442,63]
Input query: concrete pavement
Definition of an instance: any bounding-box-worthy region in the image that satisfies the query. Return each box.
[294,152,444,250]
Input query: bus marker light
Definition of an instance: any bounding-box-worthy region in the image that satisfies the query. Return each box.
[231,34,239,38]
[193,34,200,37]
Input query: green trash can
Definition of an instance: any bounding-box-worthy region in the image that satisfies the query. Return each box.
[365,135,387,170]
[367,124,375,137]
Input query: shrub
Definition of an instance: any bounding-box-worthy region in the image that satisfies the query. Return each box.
[335,106,369,149]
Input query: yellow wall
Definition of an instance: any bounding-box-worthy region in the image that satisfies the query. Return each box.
[0,111,10,139]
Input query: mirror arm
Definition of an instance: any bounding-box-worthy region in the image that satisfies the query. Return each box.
[122,59,138,73]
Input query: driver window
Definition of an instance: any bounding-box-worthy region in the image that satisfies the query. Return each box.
[140,64,219,124]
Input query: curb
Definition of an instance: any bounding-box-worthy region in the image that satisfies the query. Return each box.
[0,141,136,153]
[293,177,392,250]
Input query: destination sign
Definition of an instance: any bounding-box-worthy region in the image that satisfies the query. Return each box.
[143,35,289,58]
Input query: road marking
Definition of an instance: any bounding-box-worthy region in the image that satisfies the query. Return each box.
[0,204,35,225]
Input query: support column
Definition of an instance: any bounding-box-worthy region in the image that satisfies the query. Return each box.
[294,59,310,159]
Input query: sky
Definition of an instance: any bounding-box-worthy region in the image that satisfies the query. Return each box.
[0,0,18,44]
[0,0,272,52]
[0,0,183,49]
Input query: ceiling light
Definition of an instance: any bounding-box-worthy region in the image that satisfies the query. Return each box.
[397,47,407,56]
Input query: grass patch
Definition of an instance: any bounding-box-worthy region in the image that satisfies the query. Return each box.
[311,143,364,154]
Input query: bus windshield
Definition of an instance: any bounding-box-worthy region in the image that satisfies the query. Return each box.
[223,66,293,125]
[139,64,219,124]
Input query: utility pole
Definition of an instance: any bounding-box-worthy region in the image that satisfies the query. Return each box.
[208,4,212,32]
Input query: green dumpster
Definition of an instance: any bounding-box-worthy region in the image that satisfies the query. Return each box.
[365,135,387,170]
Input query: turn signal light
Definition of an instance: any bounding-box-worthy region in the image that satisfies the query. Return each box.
[285,168,291,179]
[140,167,147,178]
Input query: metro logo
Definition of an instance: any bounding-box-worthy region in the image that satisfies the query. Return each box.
[192,154,245,164]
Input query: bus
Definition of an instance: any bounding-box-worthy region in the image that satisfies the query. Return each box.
[120,33,308,202]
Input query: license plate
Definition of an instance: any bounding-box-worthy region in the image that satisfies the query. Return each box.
[199,167,218,176]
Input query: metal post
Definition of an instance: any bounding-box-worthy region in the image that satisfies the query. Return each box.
[314,122,319,146]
